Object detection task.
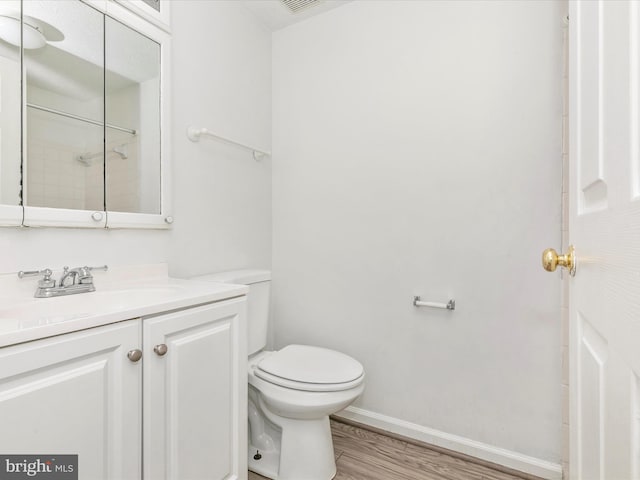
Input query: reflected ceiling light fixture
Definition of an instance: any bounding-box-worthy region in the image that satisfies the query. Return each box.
[0,14,44,49]
[0,12,64,50]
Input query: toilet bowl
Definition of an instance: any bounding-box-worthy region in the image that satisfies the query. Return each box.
[191,270,365,480]
[248,346,364,479]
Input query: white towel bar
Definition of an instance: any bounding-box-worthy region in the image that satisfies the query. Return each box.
[187,126,271,160]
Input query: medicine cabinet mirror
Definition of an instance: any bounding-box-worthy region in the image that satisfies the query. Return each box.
[0,0,23,226]
[0,0,171,228]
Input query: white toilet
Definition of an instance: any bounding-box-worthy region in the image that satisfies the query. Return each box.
[193,269,365,480]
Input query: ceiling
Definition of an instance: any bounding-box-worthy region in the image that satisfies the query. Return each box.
[241,0,352,31]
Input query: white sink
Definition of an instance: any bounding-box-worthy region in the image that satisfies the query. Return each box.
[0,285,189,320]
[86,286,191,310]
[0,265,248,347]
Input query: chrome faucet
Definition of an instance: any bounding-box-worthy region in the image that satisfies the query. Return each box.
[59,266,93,287]
[18,265,108,298]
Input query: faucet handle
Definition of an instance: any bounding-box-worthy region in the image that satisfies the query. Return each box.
[80,265,107,283]
[75,265,107,285]
[18,268,53,280]
[77,266,92,284]
[18,268,55,288]
[87,265,108,272]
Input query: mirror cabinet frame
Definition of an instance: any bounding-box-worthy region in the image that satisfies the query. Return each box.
[17,0,172,229]
[113,0,171,33]
[0,205,22,227]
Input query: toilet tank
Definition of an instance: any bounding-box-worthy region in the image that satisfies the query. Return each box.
[191,269,271,355]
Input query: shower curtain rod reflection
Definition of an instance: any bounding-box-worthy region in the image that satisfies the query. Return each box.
[27,103,137,135]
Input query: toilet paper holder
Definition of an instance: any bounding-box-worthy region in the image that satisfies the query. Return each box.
[413,296,455,311]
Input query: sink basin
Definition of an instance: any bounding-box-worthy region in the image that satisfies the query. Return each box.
[88,286,189,309]
[0,285,190,326]
[0,268,247,347]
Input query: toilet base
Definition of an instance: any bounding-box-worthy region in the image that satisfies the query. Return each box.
[248,445,280,479]
[249,394,337,480]
[246,351,363,480]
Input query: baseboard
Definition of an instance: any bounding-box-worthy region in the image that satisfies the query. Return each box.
[334,406,562,480]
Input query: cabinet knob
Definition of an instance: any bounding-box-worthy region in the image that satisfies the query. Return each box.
[127,349,143,362]
[154,344,168,356]
[91,211,104,222]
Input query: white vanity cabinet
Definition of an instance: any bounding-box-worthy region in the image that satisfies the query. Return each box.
[143,299,247,480]
[0,320,142,479]
[0,297,247,480]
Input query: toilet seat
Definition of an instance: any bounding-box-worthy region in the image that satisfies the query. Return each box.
[254,368,365,392]
[254,345,365,392]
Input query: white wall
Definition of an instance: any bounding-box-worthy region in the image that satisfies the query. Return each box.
[0,1,271,280]
[272,0,563,464]
[167,0,272,278]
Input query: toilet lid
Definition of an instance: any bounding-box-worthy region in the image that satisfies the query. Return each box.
[256,345,364,385]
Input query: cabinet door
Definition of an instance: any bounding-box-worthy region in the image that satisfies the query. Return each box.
[0,320,142,480]
[143,299,247,480]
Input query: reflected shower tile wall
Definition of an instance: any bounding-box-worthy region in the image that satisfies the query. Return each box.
[27,139,89,210]
[84,160,104,212]
[106,139,139,213]
[26,137,140,213]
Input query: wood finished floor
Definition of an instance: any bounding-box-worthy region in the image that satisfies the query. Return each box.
[248,419,532,480]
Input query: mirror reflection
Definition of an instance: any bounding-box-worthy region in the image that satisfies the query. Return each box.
[106,17,161,215]
[24,0,104,211]
[0,0,23,207]
[19,0,162,216]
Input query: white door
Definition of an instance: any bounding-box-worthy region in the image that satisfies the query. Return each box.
[569,1,640,478]
[143,299,247,480]
[0,320,142,479]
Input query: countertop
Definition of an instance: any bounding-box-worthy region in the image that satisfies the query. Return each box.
[0,264,248,347]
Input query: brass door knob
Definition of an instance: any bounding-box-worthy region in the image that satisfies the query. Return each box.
[542,245,576,276]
